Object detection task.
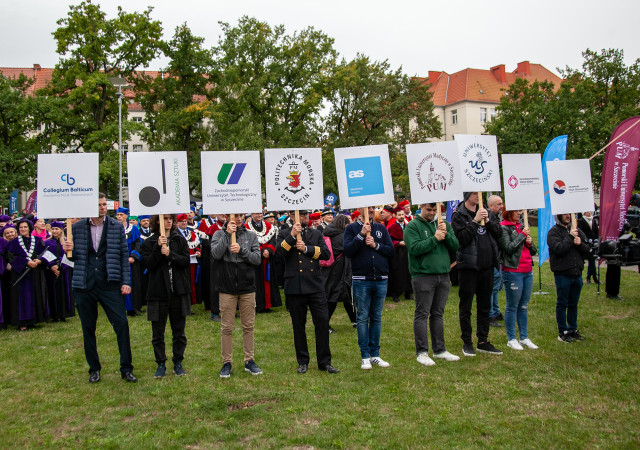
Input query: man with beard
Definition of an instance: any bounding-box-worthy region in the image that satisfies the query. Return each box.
[399,200,414,223]
[245,211,281,313]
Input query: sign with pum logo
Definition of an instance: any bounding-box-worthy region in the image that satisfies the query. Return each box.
[36,153,99,219]
[406,141,463,204]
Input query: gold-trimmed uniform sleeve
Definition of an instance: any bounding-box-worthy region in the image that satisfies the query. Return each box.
[281,240,292,251]
[312,246,321,260]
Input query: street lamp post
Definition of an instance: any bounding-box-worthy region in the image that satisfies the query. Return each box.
[108,77,129,206]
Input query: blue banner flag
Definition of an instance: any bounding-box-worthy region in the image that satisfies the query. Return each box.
[446,200,460,222]
[538,136,567,265]
[9,190,18,214]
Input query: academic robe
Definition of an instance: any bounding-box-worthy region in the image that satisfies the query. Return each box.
[44,237,75,320]
[6,236,49,326]
[124,224,143,313]
[0,238,6,325]
[245,220,282,311]
[138,226,153,307]
[386,221,412,297]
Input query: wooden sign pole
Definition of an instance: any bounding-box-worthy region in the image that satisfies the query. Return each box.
[230,213,236,245]
[294,210,301,241]
[159,214,167,248]
[363,208,371,237]
[523,210,529,229]
[477,192,485,226]
[65,218,73,258]
[570,213,577,231]
[436,202,442,225]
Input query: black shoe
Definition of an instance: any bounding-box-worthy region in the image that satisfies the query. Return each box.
[477,342,503,355]
[404,293,413,300]
[126,311,139,317]
[219,362,232,378]
[606,294,624,301]
[323,364,340,374]
[496,312,504,321]
[173,362,187,376]
[489,319,504,328]
[328,326,335,334]
[557,332,574,343]
[462,343,476,357]
[393,296,400,303]
[89,369,101,383]
[154,363,166,378]
[210,313,221,322]
[568,330,585,341]
[121,371,138,383]
[297,364,308,374]
[244,360,263,375]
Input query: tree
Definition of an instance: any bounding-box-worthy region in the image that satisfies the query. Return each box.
[38,0,162,197]
[0,74,43,200]
[486,48,640,188]
[322,55,442,194]
[136,24,215,193]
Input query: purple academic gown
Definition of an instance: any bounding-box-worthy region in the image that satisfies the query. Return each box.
[44,238,75,320]
[0,238,5,325]
[6,236,49,326]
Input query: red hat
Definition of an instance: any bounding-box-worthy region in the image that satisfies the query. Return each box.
[393,206,403,214]
[398,199,410,208]
[176,213,188,222]
[351,210,361,219]
[309,212,321,220]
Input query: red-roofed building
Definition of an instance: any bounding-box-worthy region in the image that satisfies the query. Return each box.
[421,61,562,140]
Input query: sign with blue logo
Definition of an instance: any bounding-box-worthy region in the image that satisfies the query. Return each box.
[334,144,394,209]
[324,193,338,206]
[37,153,99,219]
[546,159,594,215]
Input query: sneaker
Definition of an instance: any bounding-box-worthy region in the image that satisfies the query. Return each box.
[210,313,221,322]
[489,319,504,328]
[557,332,574,343]
[477,342,503,355]
[173,363,187,376]
[244,360,263,375]
[568,330,585,341]
[496,312,504,321]
[462,343,476,357]
[352,322,357,328]
[416,353,436,366]
[370,356,390,367]
[328,326,335,334]
[433,351,460,362]
[519,338,539,349]
[154,363,166,379]
[361,358,372,370]
[219,362,232,378]
[507,339,524,351]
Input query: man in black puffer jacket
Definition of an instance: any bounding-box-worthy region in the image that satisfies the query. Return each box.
[451,192,502,357]
[548,213,591,342]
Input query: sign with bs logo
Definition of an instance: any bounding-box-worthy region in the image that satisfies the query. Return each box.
[334,144,394,209]
[37,153,100,219]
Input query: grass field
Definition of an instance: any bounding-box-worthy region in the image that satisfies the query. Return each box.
[0,260,638,448]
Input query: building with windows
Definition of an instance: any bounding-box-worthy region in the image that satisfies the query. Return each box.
[422,61,563,140]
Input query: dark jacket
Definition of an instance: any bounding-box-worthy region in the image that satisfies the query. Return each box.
[322,224,350,303]
[211,224,261,295]
[71,216,130,290]
[343,220,394,280]
[276,225,329,295]
[548,223,590,277]
[498,222,537,270]
[451,202,501,271]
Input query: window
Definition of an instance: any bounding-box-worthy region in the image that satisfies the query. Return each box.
[451,110,458,125]
[132,116,143,123]
[133,145,143,152]
[480,108,487,123]
[121,144,128,151]
[490,108,497,121]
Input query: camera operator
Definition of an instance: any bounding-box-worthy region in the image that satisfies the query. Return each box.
[577,211,599,284]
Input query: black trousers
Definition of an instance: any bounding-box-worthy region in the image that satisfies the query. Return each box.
[151,295,187,365]
[458,268,493,344]
[605,263,621,296]
[286,293,331,369]
[328,300,356,323]
[75,286,133,374]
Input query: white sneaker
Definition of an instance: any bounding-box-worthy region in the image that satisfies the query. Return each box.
[519,338,539,349]
[433,351,460,362]
[416,353,435,366]
[370,356,390,367]
[507,339,524,350]
[361,358,372,370]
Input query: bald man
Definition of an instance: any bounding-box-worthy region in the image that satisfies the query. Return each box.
[487,195,504,327]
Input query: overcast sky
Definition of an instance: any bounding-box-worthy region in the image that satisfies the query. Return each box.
[1,0,638,77]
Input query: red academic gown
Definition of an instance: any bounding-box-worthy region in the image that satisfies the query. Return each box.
[245,220,281,311]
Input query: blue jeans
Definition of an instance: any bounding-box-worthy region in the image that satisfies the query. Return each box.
[490,267,502,318]
[353,279,387,359]
[554,274,582,334]
[502,271,533,341]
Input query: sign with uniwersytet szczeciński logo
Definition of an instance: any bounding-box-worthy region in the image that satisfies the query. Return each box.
[454,134,501,192]
[546,159,595,215]
[501,154,545,210]
[36,153,99,219]
[127,151,190,215]
[406,141,463,205]
[334,144,395,209]
[264,148,324,211]
[201,151,262,214]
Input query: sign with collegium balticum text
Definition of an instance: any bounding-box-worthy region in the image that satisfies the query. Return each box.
[264,148,324,211]
[37,153,99,219]
[201,151,262,214]
[127,151,190,215]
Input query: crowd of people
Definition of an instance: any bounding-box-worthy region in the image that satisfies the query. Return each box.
[0,192,598,381]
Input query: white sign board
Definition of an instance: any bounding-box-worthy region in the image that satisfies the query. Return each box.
[406,142,463,204]
[201,151,262,214]
[264,148,324,211]
[501,154,545,210]
[454,134,501,192]
[546,159,595,215]
[127,151,190,215]
[334,144,395,209]
[37,153,99,219]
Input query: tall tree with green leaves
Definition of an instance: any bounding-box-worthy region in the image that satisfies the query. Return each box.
[0,74,43,201]
[136,24,215,193]
[322,55,442,195]
[38,0,162,196]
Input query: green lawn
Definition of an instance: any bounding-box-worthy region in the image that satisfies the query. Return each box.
[1,263,638,448]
